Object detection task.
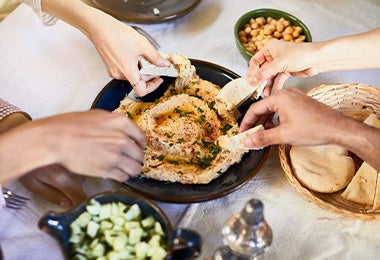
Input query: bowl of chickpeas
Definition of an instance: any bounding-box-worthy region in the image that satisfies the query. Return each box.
[234,8,312,62]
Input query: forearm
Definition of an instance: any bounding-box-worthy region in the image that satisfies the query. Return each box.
[40,0,105,39]
[331,117,380,171]
[0,122,57,185]
[315,27,380,73]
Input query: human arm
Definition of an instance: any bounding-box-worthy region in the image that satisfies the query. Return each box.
[240,88,380,170]
[0,110,146,185]
[247,27,380,96]
[17,0,170,96]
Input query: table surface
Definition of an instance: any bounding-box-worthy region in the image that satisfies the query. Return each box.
[1,0,380,259]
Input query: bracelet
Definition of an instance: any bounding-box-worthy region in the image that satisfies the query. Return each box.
[0,98,31,121]
[16,0,57,26]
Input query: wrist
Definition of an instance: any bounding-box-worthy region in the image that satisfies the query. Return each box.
[0,121,58,184]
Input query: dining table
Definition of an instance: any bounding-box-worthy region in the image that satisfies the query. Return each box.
[1,0,380,259]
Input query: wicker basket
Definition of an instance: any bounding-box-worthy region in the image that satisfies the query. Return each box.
[279,83,380,221]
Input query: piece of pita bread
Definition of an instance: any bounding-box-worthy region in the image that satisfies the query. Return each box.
[290,144,355,193]
[373,172,380,210]
[341,161,377,205]
[340,113,380,207]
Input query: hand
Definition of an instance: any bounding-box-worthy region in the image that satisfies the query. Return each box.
[43,110,146,182]
[19,164,87,208]
[240,88,350,148]
[86,10,170,96]
[246,39,319,97]
[43,0,171,97]
[0,110,146,184]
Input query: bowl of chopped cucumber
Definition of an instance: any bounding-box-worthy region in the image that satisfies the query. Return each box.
[39,191,201,260]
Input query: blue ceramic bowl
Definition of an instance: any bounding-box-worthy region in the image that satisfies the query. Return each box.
[39,191,201,259]
[234,8,312,62]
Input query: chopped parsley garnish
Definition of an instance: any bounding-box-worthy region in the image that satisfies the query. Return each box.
[126,111,134,119]
[165,132,175,138]
[220,124,232,133]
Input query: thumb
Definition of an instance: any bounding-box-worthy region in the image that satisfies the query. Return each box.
[143,50,171,67]
[244,127,283,149]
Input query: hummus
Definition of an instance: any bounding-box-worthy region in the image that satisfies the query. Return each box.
[114,55,252,184]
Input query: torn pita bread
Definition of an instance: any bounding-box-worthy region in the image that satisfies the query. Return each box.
[290,144,355,193]
[341,113,380,208]
[341,161,377,205]
[373,172,380,210]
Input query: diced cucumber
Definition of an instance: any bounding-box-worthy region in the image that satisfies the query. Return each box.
[86,221,99,238]
[135,242,149,258]
[112,233,128,251]
[124,221,141,231]
[75,211,91,228]
[98,203,112,220]
[110,215,125,227]
[141,215,155,228]
[148,234,161,247]
[125,204,141,221]
[129,228,144,244]
[99,220,113,231]
[154,222,164,236]
[69,199,167,260]
[86,200,101,216]
[90,243,105,258]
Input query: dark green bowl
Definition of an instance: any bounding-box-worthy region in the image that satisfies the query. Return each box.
[234,8,312,63]
[39,191,201,259]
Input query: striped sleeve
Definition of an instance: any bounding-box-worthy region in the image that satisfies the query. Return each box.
[16,0,57,26]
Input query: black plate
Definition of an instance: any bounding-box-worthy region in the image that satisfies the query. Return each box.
[91,59,270,203]
[91,0,201,23]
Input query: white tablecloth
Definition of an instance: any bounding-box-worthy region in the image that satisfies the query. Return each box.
[1,0,380,259]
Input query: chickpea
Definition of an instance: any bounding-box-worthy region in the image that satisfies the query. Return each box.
[284,26,294,34]
[251,22,259,29]
[238,31,246,37]
[283,20,290,27]
[250,29,260,37]
[294,26,303,33]
[244,27,252,34]
[283,34,293,41]
[240,36,248,44]
[273,31,282,39]
[256,42,264,50]
[255,17,265,26]
[292,30,300,38]
[276,22,284,33]
[295,35,306,42]
[266,16,274,24]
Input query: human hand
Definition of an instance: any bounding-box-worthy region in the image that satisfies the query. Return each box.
[246,39,319,97]
[85,10,170,97]
[19,164,87,208]
[240,88,350,148]
[25,110,146,182]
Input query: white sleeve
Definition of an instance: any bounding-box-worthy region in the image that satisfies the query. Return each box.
[0,186,5,208]
[16,0,57,26]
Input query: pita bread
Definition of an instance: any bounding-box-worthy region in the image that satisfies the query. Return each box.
[341,161,377,205]
[340,113,380,207]
[290,144,355,193]
[373,172,380,210]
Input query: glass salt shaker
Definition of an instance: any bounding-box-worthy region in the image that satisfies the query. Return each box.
[218,199,273,259]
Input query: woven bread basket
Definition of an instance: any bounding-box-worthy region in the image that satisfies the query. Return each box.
[279,83,380,221]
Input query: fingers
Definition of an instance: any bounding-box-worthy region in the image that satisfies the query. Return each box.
[272,73,289,93]
[143,49,171,67]
[240,96,278,132]
[245,127,283,149]
[104,158,143,182]
[122,120,147,150]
